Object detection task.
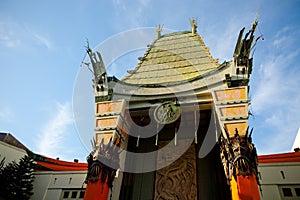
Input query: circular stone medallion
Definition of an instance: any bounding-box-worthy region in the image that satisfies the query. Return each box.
[154,102,181,124]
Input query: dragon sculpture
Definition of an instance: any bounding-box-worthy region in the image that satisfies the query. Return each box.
[84,138,121,200]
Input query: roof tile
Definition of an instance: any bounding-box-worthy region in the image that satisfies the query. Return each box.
[122,31,218,85]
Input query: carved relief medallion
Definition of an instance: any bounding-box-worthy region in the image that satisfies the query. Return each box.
[154,102,180,124]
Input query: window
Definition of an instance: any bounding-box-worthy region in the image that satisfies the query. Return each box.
[63,191,70,198]
[279,185,300,199]
[71,191,78,198]
[79,191,85,198]
[282,188,292,197]
[60,189,85,200]
[295,188,300,197]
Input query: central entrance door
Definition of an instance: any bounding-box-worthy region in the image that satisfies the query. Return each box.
[154,141,197,200]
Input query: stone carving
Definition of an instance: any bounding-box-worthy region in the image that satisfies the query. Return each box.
[154,101,181,124]
[220,128,259,184]
[85,138,120,187]
[155,142,197,200]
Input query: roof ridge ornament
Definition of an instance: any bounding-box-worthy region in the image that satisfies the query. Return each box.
[156,24,163,40]
[84,39,109,99]
[190,17,198,34]
[233,16,261,65]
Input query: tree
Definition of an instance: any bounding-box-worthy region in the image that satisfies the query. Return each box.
[0,157,7,200]
[16,155,35,200]
[0,155,35,200]
[0,160,19,199]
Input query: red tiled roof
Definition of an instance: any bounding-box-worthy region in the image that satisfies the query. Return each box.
[258,152,300,164]
[34,154,87,171]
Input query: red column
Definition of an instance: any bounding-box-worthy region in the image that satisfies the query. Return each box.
[84,173,110,200]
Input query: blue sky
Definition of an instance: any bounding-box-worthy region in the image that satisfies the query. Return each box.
[0,0,299,162]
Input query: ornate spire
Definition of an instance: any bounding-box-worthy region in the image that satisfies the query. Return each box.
[190,17,198,34]
[156,24,163,40]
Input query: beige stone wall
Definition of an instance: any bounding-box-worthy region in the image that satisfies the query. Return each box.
[31,171,87,200]
[258,162,300,199]
[0,141,27,165]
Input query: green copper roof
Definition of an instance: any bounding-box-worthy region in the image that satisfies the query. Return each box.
[121,31,219,85]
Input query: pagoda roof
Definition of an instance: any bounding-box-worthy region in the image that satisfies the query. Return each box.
[121,31,219,85]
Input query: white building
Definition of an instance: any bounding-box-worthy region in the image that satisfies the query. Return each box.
[0,132,88,200]
[32,171,86,200]
[258,151,300,200]
[0,132,27,165]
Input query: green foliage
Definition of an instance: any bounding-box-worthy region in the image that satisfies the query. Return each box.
[0,157,5,170]
[0,155,35,200]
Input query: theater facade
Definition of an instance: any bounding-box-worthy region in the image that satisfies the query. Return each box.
[84,19,262,200]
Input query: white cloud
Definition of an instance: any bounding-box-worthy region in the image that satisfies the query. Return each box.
[252,53,298,113]
[24,24,54,50]
[32,32,53,50]
[36,102,73,158]
[0,20,53,50]
[112,0,121,6]
[112,0,151,28]
[0,21,21,48]
[272,26,300,50]
[258,106,300,154]
[205,16,255,62]
[251,26,300,154]
[0,35,21,48]
[252,29,300,113]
